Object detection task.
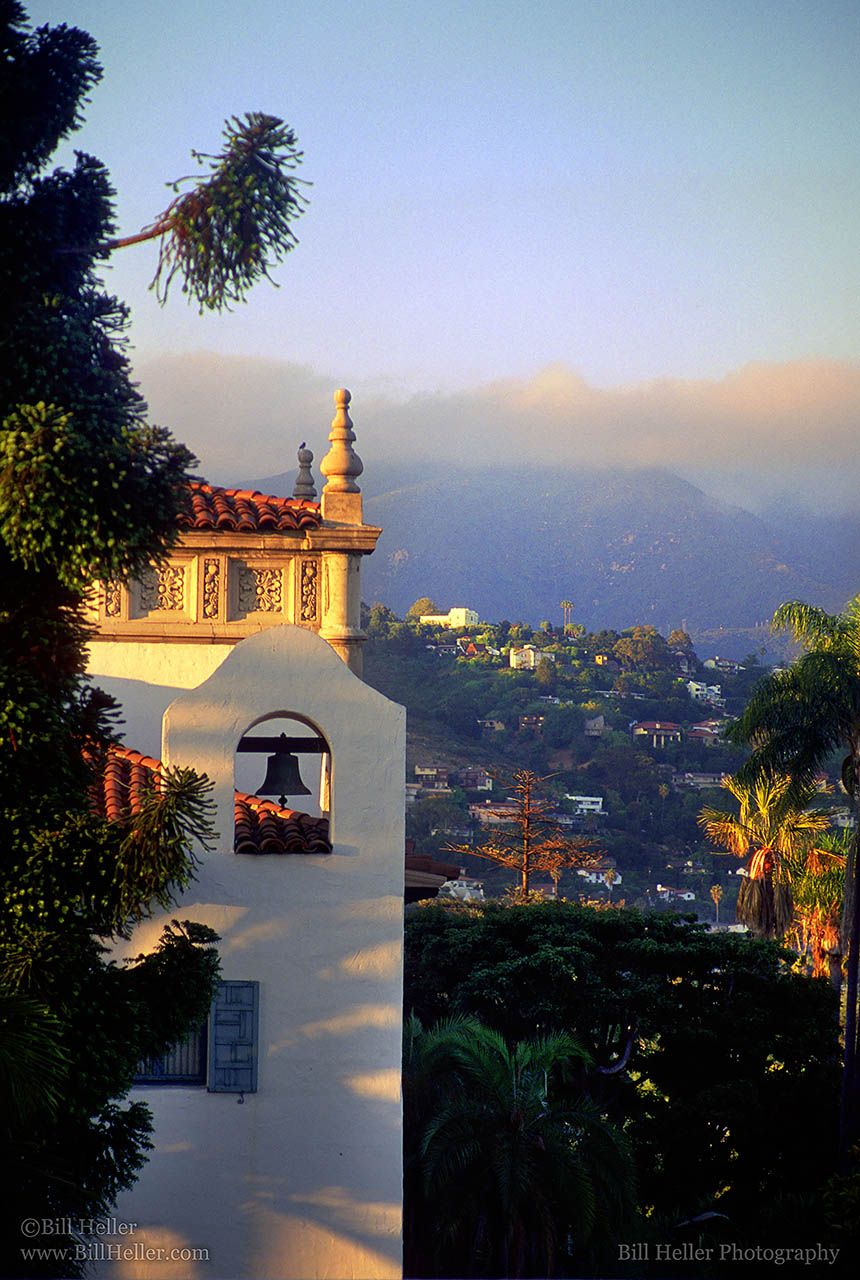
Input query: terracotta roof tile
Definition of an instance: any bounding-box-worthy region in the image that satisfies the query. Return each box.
[90,746,163,821]
[234,794,332,855]
[179,481,322,533]
[92,746,331,855]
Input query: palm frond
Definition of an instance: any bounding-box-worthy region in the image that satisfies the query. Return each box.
[772,600,842,648]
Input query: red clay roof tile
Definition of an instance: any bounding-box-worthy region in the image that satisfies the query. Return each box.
[180,481,322,533]
[90,746,162,821]
[93,746,331,855]
[234,794,331,855]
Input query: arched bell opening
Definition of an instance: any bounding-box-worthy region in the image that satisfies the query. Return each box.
[233,712,333,856]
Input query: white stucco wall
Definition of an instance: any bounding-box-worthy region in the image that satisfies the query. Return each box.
[94,627,405,1280]
[86,641,233,759]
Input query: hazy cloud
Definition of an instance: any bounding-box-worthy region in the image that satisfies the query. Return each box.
[136,353,860,513]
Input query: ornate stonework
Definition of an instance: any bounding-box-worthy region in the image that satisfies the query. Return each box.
[300,560,318,622]
[238,566,283,614]
[139,565,185,613]
[202,559,221,620]
[104,580,122,618]
[89,391,381,674]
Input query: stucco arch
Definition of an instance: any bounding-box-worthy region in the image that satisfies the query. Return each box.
[108,624,406,1279]
[163,624,404,854]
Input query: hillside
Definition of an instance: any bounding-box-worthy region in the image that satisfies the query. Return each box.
[252,462,858,646]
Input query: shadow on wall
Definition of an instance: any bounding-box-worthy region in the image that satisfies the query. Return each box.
[118,913,404,1279]
[93,676,185,760]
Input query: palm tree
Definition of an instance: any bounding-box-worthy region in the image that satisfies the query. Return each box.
[403,1015,635,1278]
[710,882,723,925]
[698,772,829,938]
[0,994,67,1125]
[784,832,847,985]
[728,594,860,1161]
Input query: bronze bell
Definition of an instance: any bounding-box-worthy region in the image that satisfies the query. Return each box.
[256,733,312,802]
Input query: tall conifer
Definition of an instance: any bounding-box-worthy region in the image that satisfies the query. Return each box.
[0,5,305,1270]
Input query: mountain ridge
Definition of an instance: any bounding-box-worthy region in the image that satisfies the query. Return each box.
[248,462,858,642]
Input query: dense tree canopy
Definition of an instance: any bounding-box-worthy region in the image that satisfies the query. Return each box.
[729,595,860,1162]
[405,900,841,1269]
[0,4,302,1271]
[404,1014,636,1278]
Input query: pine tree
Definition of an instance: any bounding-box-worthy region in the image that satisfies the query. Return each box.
[447,770,602,895]
[0,4,306,1271]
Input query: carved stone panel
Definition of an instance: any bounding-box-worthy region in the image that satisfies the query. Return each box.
[138,564,186,613]
[299,559,319,624]
[104,580,123,619]
[202,558,221,620]
[237,566,283,614]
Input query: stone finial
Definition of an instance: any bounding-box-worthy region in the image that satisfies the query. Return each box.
[320,389,363,494]
[292,441,317,500]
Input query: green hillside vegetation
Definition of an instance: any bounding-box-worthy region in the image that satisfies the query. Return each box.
[362,604,808,907]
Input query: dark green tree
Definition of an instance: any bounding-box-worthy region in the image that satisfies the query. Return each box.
[404,1014,636,1278]
[534,656,557,689]
[405,902,841,1264]
[0,4,304,1271]
[729,595,860,1164]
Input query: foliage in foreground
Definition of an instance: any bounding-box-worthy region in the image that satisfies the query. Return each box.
[404,1013,636,1278]
[698,772,831,940]
[728,595,860,1161]
[0,3,301,1272]
[405,900,842,1275]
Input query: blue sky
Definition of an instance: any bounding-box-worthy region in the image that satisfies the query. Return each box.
[25,1,860,507]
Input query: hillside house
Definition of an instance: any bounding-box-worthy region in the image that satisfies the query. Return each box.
[584,714,607,737]
[414,764,451,791]
[469,800,520,825]
[457,637,490,658]
[686,718,727,747]
[704,656,742,675]
[453,767,493,792]
[86,391,405,1280]
[478,717,506,734]
[631,720,683,748]
[673,770,726,789]
[418,606,479,629]
[656,884,696,902]
[564,794,606,816]
[437,876,485,903]
[833,807,858,830]
[510,644,557,670]
[576,864,622,886]
[687,680,725,706]
[404,840,464,905]
[519,714,545,735]
[594,654,621,674]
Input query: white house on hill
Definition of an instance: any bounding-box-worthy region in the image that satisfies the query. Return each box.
[418,606,479,629]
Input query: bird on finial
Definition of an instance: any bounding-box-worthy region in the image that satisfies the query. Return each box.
[293,440,317,500]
